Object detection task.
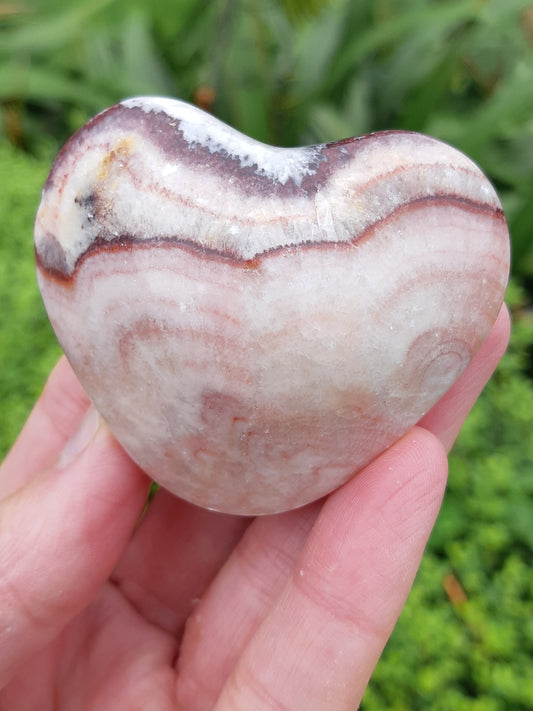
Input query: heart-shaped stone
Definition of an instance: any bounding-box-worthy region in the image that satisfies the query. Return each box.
[35,97,509,515]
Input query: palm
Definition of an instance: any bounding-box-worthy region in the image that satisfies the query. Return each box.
[3,477,251,709]
[0,308,509,710]
[4,486,327,709]
[24,580,181,709]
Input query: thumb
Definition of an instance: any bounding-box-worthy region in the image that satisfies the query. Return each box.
[0,406,149,689]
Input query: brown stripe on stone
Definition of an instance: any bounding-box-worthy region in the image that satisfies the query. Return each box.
[43,104,462,202]
[44,104,325,200]
[34,233,70,277]
[43,103,125,193]
[36,194,505,283]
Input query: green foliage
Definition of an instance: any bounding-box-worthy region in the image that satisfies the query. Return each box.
[0,0,532,706]
[0,0,532,279]
[0,143,61,455]
[363,291,533,710]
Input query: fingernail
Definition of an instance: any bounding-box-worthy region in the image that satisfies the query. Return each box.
[57,405,101,468]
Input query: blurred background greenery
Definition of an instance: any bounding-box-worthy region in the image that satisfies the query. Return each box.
[0,0,532,708]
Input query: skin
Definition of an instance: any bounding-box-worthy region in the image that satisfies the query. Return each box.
[0,306,509,710]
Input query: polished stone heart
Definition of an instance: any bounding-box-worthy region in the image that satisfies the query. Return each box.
[35,97,510,515]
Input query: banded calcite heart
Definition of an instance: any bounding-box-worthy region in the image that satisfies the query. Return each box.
[35,97,510,515]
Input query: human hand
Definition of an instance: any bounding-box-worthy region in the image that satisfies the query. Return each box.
[0,306,510,710]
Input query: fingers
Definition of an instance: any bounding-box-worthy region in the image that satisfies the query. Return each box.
[419,304,510,451]
[175,502,321,709]
[0,410,149,689]
[214,427,448,711]
[0,356,90,498]
[175,305,510,709]
[0,301,508,702]
[112,489,250,637]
